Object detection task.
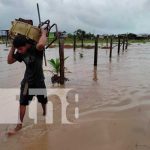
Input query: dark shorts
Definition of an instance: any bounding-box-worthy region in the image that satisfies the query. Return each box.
[20,80,48,106]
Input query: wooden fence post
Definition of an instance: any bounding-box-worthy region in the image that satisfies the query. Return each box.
[109,37,113,58]
[6,30,9,47]
[59,38,65,85]
[122,37,125,51]
[94,35,99,66]
[73,35,76,51]
[125,35,128,49]
[118,36,121,55]
[81,32,84,48]
[106,36,109,47]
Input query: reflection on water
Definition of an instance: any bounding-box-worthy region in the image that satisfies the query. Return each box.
[93,66,98,81]
[0,43,150,149]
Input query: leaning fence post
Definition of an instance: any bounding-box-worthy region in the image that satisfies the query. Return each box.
[94,35,99,66]
[109,37,113,58]
[59,37,65,85]
[73,35,76,51]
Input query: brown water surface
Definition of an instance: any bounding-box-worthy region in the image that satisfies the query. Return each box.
[0,43,150,150]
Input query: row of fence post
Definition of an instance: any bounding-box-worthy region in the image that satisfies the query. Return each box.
[94,35,129,67]
[57,34,129,85]
[118,36,128,55]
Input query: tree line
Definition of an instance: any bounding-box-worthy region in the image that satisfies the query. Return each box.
[63,29,150,40]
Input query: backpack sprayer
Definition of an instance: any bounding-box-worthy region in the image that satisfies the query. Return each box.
[9,3,59,66]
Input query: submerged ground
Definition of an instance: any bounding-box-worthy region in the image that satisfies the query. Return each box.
[0,43,150,150]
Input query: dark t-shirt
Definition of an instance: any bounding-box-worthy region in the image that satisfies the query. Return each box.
[13,46,45,84]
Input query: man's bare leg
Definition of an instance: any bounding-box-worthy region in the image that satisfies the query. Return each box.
[41,103,46,116]
[8,105,26,135]
[16,105,26,130]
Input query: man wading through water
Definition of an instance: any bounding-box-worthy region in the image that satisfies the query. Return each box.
[7,28,48,135]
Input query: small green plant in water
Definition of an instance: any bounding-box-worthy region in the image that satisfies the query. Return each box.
[48,57,69,75]
[48,58,60,75]
[48,57,69,85]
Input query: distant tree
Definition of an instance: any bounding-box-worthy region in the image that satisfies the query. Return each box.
[68,33,73,38]
[85,32,95,40]
[62,31,67,34]
[74,29,86,40]
[73,29,95,40]
[128,33,137,39]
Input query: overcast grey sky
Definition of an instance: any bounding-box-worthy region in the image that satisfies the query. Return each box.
[0,0,150,34]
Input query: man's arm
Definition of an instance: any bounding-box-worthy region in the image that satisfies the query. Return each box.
[36,29,47,51]
[7,46,16,64]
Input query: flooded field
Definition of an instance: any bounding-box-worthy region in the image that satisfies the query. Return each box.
[0,43,150,150]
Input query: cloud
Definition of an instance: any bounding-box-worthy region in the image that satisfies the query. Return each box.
[0,0,149,34]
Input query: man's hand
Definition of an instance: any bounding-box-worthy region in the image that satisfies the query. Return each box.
[41,28,48,35]
[36,28,48,51]
[7,46,16,64]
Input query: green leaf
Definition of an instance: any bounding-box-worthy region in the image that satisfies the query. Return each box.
[48,57,69,75]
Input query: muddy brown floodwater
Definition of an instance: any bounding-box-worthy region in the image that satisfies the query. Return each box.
[0,43,150,150]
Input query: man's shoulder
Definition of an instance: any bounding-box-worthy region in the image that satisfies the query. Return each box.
[28,45,43,56]
[28,45,37,52]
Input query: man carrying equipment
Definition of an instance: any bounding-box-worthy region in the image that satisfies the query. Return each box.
[7,28,48,134]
